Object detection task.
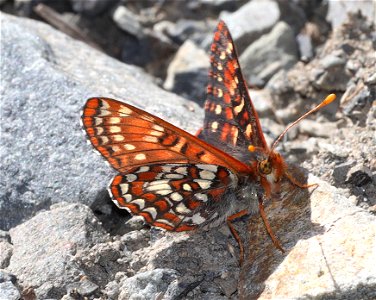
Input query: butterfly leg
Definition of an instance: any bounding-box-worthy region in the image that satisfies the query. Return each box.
[258,198,285,253]
[227,209,248,266]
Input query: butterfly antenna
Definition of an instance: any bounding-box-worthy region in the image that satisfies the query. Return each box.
[270,94,336,153]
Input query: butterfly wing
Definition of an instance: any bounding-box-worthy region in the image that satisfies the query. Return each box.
[82,97,251,175]
[199,20,268,155]
[82,97,256,231]
[109,163,239,231]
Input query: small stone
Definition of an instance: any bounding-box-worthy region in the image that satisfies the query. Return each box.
[298,119,338,138]
[332,161,356,184]
[0,241,12,268]
[346,165,373,187]
[220,0,280,53]
[112,5,143,37]
[0,281,21,300]
[240,21,298,85]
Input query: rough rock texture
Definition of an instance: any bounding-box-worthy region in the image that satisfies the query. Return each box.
[239,175,376,299]
[1,2,375,299]
[220,0,280,53]
[7,203,108,298]
[239,21,298,86]
[0,12,202,231]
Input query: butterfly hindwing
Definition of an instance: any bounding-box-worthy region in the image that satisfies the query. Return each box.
[109,163,239,231]
[200,21,268,154]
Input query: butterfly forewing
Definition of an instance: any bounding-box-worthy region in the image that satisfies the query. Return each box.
[200,21,268,153]
[109,163,238,231]
[82,97,251,174]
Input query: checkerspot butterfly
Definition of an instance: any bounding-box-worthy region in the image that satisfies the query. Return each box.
[82,21,335,264]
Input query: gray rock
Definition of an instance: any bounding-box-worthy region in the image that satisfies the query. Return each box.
[0,240,12,269]
[239,175,376,299]
[164,39,209,103]
[69,0,115,16]
[112,5,144,37]
[298,119,338,138]
[296,32,314,61]
[66,277,99,297]
[326,0,375,28]
[220,0,280,53]
[0,12,202,231]
[346,165,373,187]
[239,22,298,86]
[117,269,178,300]
[332,161,356,184]
[7,202,108,298]
[0,281,20,300]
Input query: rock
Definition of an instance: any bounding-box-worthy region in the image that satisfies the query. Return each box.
[69,0,115,16]
[346,165,373,187]
[220,0,280,53]
[164,39,209,103]
[332,160,356,184]
[249,89,274,117]
[296,31,314,61]
[0,281,20,300]
[112,5,144,37]
[0,239,12,269]
[66,277,99,297]
[159,19,213,47]
[7,203,108,298]
[326,0,376,28]
[239,21,298,86]
[0,12,202,231]
[313,53,350,91]
[298,119,338,138]
[117,269,179,300]
[341,84,372,125]
[239,175,376,299]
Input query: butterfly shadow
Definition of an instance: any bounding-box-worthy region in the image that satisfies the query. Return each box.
[237,177,325,299]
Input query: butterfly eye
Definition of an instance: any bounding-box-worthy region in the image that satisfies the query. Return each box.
[258,159,272,175]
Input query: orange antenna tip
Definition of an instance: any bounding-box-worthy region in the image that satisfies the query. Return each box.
[322,93,336,106]
[248,145,256,152]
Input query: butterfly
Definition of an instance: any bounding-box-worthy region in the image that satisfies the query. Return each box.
[81,20,335,264]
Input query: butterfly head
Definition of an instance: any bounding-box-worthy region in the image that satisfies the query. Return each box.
[248,145,287,197]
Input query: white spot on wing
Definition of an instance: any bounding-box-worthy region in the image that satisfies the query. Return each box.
[170,192,183,201]
[197,165,218,172]
[195,193,208,202]
[110,126,121,133]
[132,198,145,210]
[165,174,184,179]
[156,218,174,227]
[135,153,146,160]
[124,144,136,150]
[125,174,137,182]
[94,117,103,125]
[183,183,192,191]
[119,106,132,115]
[137,166,150,173]
[194,180,211,189]
[109,117,121,124]
[176,203,191,214]
[175,167,188,175]
[199,170,216,180]
[120,183,128,194]
[143,136,158,143]
[143,207,157,219]
[146,183,171,192]
[190,213,206,225]
[153,124,164,132]
[215,105,222,115]
[114,135,125,142]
